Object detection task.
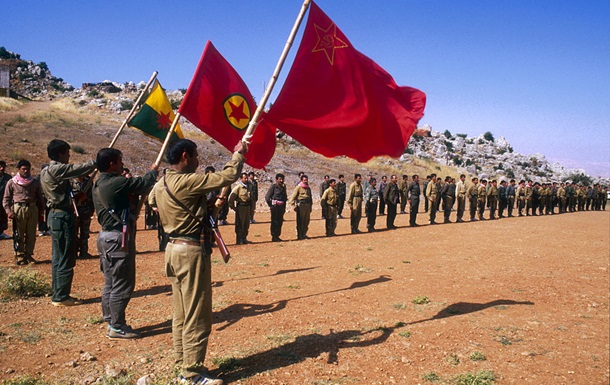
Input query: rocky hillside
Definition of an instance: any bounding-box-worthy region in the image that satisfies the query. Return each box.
[1,48,607,187]
[404,126,608,185]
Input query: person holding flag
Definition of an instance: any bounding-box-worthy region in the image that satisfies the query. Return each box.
[151,139,247,384]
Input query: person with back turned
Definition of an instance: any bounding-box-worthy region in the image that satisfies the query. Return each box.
[92,148,158,339]
[40,139,96,307]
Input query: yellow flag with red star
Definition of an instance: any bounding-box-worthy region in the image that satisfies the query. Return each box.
[128,80,184,142]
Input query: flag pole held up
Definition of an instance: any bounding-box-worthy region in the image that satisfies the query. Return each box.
[242,0,312,143]
[109,71,159,148]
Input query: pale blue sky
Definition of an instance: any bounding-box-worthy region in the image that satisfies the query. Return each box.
[4,0,609,176]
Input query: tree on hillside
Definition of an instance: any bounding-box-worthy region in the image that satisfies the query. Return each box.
[483,131,494,142]
[564,173,592,186]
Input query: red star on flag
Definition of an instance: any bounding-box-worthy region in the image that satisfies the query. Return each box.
[156,111,172,129]
[228,99,249,123]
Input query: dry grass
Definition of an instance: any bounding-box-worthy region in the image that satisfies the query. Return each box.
[0,98,23,111]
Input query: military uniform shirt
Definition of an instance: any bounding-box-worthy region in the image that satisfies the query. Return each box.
[40,160,96,210]
[152,152,244,240]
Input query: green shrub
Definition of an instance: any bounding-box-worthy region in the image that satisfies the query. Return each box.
[0,268,52,299]
[483,131,494,142]
[120,100,134,111]
[452,370,495,385]
[412,295,430,305]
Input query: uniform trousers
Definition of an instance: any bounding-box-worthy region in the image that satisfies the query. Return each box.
[507,196,515,216]
[13,203,38,258]
[350,197,363,232]
[295,202,311,239]
[365,201,378,230]
[234,204,251,242]
[325,206,338,236]
[269,204,285,239]
[386,203,397,228]
[409,198,420,226]
[48,209,77,302]
[469,197,478,220]
[488,196,498,219]
[165,242,212,379]
[98,230,135,329]
[443,196,454,221]
[429,197,438,223]
[456,195,466,221]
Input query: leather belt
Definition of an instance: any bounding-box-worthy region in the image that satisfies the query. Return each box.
[169,238,201,247]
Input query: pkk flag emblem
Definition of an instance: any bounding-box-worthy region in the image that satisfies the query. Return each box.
[179,41,276,169]
[223,93,251,130]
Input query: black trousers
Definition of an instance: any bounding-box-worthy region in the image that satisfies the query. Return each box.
[270,204,285,238]
[366,201,378,229]
[386,203,397,228]
[409,198,419,225]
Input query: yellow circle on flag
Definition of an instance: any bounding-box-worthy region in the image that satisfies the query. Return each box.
[223,94,251,131]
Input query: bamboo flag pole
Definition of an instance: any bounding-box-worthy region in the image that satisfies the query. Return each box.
[154,113,182,166]
[78,71,159,200]
[215,0,312,207]
[109,71,159,148]
[241,0,311,143]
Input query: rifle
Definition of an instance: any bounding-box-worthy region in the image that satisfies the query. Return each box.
[205,213,230,263]
[12,217,19,253]
[121,207,129,250]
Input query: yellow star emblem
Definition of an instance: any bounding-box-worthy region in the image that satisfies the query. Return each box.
[312,22,348,65]
[223,93,251,130]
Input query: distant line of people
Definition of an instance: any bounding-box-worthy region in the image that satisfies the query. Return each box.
[208,172,608,242]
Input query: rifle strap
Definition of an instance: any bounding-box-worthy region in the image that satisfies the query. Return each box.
[92,183,123,227]
[162,176,204,227]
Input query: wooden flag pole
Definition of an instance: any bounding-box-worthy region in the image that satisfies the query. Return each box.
[241,0,311,143]
[154,113,182,166]
[214,0,311,207]
[77,71,159,198]
[109,70,159,148]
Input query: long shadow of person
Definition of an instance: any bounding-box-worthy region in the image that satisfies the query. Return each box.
[214,275,392,331]
[406,299,534,326]
[214,325,397,382]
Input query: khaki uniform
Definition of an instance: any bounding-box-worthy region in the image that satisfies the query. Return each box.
[3,177,45,263]
[466,183,478,220]
[455,180,467,221]
[557,187,566,213]
[477,184,487,220]
[426,180,438,223]
[399,179,408,213]
[516,185,525,216]
[321,187,339,236]
[347,182,363,233]
[487,185,498,219]
[228,182,251,244]
[152,152,243,379]
[289,184,312,239]
[524,185,533,215]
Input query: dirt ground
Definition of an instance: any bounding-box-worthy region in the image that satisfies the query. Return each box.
[0,207,608,385]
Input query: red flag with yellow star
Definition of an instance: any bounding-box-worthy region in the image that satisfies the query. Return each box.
[128,80,184,142]
[265,1,426,162]
[179,41,276,169]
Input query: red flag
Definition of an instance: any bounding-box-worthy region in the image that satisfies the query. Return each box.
[265,1,426,162]
[179,41,276,169]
